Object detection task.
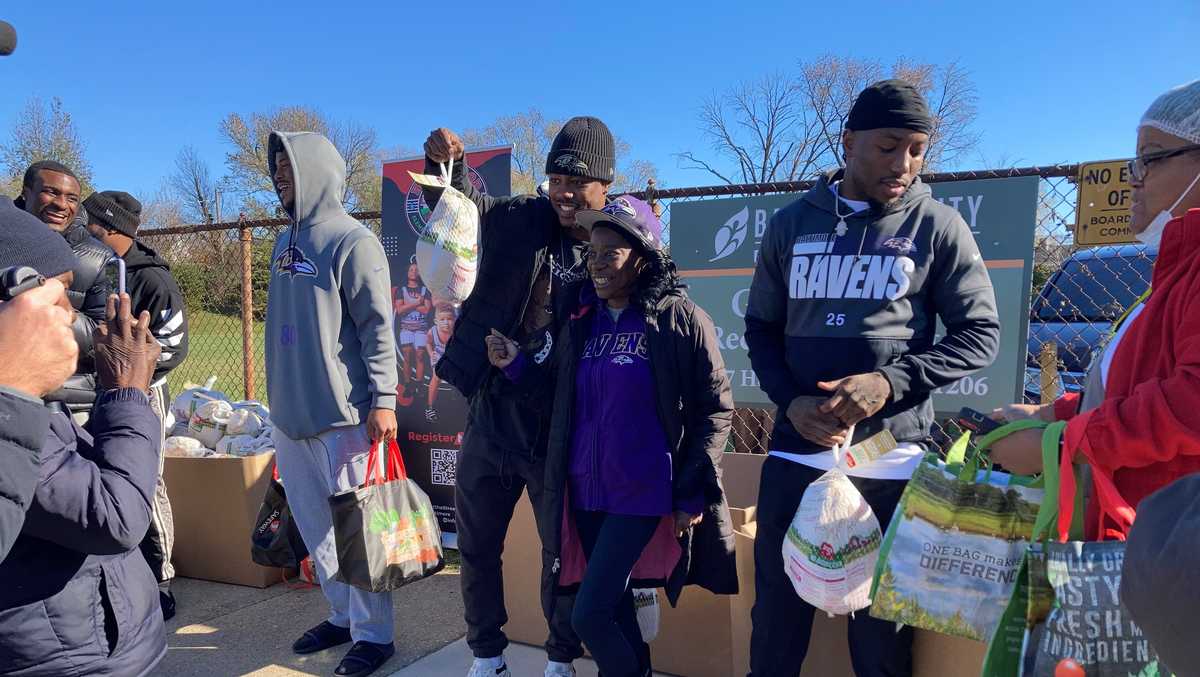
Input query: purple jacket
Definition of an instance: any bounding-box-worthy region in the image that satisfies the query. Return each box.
[509,284,737,608]
[567,305,684,515]
[505,302,701,516]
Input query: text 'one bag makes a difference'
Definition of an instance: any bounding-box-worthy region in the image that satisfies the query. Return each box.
[870,421,1047,642]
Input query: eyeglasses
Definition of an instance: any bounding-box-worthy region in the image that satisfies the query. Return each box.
[1127,144,1200,182]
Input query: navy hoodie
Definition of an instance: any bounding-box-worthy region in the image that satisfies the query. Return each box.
[744,171,1000,454]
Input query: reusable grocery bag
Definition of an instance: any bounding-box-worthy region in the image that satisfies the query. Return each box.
[1027,426,1171,677]
[870,421,1047,641]
[409,159,479,303]
[981,423,1070,677]
[250,463,308,569]
[330,439,445,593]
[782,430,883,617]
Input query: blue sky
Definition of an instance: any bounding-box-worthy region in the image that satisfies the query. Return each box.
[2,1,1196,204]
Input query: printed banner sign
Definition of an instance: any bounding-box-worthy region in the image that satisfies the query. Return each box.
[381,147,512,545]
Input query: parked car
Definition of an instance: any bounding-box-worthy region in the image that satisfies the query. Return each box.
[1024,244,1155,402]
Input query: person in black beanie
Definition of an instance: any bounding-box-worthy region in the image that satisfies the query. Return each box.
[743,79,999,676]
[421,117,616,677]
[15,161,115,418]
[85,189,189,621]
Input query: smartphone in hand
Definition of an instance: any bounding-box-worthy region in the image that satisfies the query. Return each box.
[957,407,1002,435]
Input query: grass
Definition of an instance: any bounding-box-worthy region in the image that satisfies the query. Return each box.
[168,310,268,404]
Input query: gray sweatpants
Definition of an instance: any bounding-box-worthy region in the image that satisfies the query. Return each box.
[274,423,394,644]
[139,382,175,586]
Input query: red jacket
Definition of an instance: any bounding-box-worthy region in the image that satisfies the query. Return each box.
[1055,208,1200,540]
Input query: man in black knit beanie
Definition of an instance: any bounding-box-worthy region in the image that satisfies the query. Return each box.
[85,189,190,622]
[422,118,617,677]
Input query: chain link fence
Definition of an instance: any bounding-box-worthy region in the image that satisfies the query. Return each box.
[141,166,1152,455]
[138,213,380,402]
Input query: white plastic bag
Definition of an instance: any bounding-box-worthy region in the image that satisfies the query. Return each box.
[633,588,660,642]
[216,434,273,456]
[409,159,479,303]
[171,376,229,424]
[189,399,234,449]
[781,429,882,617]
[165,436,206,457]
[227,402,269,437]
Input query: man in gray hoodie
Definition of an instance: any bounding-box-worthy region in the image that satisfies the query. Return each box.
[265,131,400,677]
[744,81,1000,677]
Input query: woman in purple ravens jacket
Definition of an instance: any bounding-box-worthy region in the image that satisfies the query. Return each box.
[487,195,737,677]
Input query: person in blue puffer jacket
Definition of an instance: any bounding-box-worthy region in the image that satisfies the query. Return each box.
[0,216,166,677]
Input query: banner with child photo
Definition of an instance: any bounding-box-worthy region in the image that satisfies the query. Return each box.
[380,147,512,546]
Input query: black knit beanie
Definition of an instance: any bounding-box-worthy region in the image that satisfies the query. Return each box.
[847,79,934,135]
[544,116,616,183]
[0,197,78,278]
[83,190,142,238]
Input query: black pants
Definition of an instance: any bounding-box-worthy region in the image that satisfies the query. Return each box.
[749,455,914,677]
[455,424,582,663]
[572,511,658,677]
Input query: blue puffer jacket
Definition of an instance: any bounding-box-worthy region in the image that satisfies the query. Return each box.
[0,389,166,677]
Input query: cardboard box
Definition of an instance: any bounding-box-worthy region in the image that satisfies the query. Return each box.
[164,452,290,588]
[502,451,988,676]
[502,453,766,677]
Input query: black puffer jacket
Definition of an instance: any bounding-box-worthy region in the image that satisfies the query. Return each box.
[50,215,114,411]
[532,285,738,609]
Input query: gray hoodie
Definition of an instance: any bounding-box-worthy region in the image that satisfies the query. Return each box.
[745,171,1000,454]
[265,131,398,440]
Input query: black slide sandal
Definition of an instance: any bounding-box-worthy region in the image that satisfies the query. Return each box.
[334,641,396,677]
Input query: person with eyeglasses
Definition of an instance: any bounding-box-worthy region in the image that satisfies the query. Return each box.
[990,79,1200,544]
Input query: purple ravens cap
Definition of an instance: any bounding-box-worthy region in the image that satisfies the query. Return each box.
[574,195,664,252]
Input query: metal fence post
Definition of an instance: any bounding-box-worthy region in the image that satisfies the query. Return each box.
[239,218,256,401]
[1039,342,1059,404]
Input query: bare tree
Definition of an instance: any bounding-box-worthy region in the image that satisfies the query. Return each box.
[169,146,221,224]
[1,96,94,196]
[462,108,657,196]
[678,73,825,184]
[894,59,980,169]
[219,106,381,213]
[679,55,982,185]
[461,108,562,195]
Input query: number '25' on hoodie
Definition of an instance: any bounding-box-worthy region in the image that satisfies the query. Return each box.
[745,172,1001,455]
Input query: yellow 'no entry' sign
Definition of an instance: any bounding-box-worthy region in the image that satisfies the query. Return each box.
[1075,160,1135,246]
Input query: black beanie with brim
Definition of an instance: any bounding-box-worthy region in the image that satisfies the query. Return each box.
[0,197,77,279]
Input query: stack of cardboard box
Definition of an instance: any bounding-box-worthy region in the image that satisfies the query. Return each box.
[501,452,987,676]
[164,453,292,588]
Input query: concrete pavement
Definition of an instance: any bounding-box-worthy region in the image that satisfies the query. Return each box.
[152,571,465,676]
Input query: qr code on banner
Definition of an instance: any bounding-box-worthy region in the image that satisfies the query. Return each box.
[431,448,458,486]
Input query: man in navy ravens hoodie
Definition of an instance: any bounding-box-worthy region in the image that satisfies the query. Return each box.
[744,80,1000,677]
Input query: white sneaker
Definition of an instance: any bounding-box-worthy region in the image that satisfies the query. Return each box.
[468,657,511,677]
[545,661,576,676]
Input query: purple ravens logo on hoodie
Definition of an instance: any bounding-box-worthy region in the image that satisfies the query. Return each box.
[274,245,318,278]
